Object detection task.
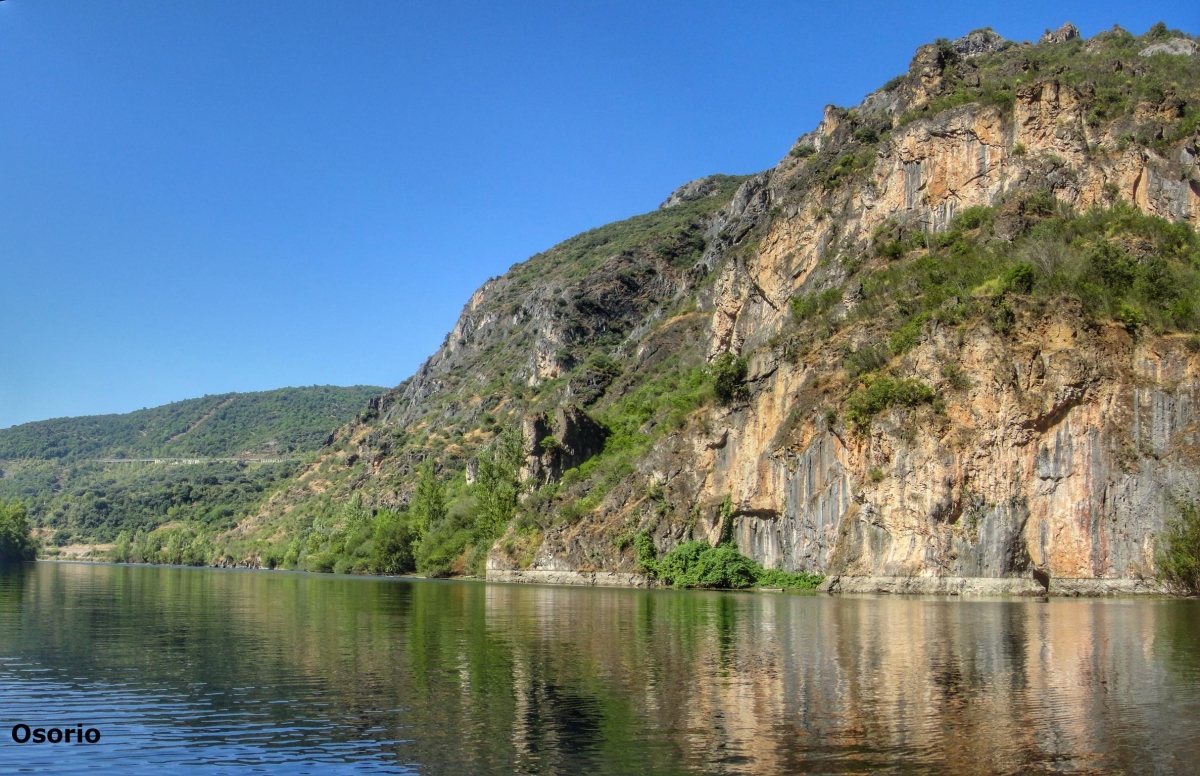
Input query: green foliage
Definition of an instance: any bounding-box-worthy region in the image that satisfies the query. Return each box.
[509,174,747,286]
[790,288,843,321]
[410,460,448,538]
[370,509,417,574]
[0,501,38,562]
[844,343,889,378]
[0,459,298,542]
[893,25,1200,141]
[637,537,823,590]
[0,385,383,462]
[755,566,824,590]
[1158,502,1200,594]
[1003,262,1035,294]
[856,202,1200,360]
[954,206,995,231]
[888,312,930,355]
[633,531,658,573]
[823,147,876,190]
[710,353,749,405]
[845,377,935,430]
[473,429,525,541]
[717,495,735,546]
[655,542,760,589]
[116,524,215,566]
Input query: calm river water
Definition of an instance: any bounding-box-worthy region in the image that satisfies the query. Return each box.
[1,562,1198,775]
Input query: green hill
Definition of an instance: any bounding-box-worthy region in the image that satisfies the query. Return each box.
[0,385,384,461]
[0,385,383,543]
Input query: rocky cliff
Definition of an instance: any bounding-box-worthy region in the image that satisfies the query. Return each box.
[231,23,1200,589]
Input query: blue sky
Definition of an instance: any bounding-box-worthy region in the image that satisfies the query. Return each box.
[0,1,1192,428]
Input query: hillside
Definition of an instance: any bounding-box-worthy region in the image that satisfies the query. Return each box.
[0,385,384,461]
[0,385,383,545]
[101,23,1200,587]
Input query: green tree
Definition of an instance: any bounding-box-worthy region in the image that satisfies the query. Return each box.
[0,501,38,562]
[474,429,525,539]
[371,508,417,574]
[711,353,748,405]
[410,460,447,537]
[1158,502,1200,594]
[111,531,132,563]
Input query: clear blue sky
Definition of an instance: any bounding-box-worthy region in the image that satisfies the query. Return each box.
[0,1,1192,428]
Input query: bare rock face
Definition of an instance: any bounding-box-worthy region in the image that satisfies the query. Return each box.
[951,28,1008,58]
[521,406,608,485]
[660,177,722,209]
[1140,38,1198,58]
[502,28,1200,586]
[1040,23,1080,45]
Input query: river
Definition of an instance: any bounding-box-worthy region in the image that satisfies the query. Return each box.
[1,562,1198,775]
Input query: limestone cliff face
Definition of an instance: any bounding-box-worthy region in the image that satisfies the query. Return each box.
[239,25,1200,586]
[491,26,1200,583]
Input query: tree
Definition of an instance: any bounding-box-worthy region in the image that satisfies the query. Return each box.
[474,429,525,539]
[711,353,748,404]
[0,501,38,562]
[371,509,417,574]
[410,460,447,537]
[1158,502,1200,594]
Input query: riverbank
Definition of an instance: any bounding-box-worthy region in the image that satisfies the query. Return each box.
[37,558,1176,597]
[486,568,1173,596]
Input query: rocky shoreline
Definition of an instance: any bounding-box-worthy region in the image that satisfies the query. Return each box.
[486,568,1173,596]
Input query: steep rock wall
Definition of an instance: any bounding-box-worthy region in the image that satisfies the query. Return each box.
[506,46,1200,584]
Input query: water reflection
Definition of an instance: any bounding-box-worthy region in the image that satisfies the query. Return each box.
[1,563,1198,774]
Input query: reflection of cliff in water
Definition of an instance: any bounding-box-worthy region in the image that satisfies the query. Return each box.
[2,563,1199,775]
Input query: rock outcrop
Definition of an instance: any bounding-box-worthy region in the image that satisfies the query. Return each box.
[235,24,1200,593]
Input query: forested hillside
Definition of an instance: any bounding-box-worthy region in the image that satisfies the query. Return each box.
[0,386,383,461]
[0,386,383,546]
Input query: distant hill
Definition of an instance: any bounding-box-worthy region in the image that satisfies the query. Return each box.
[0,385,384,543]
[0,385,385,462]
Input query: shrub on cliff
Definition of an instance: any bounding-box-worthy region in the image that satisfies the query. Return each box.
[0,501,37,562]
[1158,502,1200,594]
[845,377,935,430]
[711,353,749,405]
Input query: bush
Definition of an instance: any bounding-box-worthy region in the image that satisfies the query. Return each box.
[711,353,749,405]
[755,566,824,589]
[790,288,842,321]
[0,501,38,562]
[371,508,417,574]
[844,343,889,378]
[1003,262,1035,294]
[845,377,935,430]
[1118,303,1146,337]
[888,312,930,355]
[634,526,822,590]
[1158,502,1200,594]
[655,542,760,589]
